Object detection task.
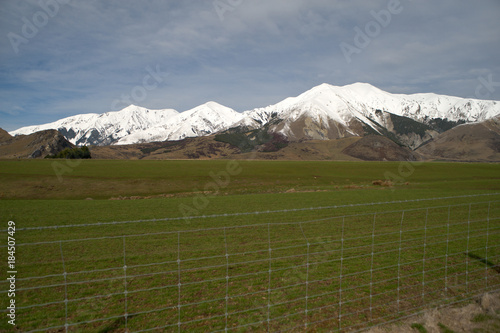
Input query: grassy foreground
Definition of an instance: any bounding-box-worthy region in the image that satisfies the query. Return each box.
[0,160,499,332]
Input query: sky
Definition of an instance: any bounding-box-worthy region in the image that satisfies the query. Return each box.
[1,0,500,131]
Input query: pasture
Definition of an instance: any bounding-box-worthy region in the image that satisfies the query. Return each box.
[0,160,499,332]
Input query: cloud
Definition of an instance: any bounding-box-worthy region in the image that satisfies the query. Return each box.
[0,104,22,116]
[0,0,499,130]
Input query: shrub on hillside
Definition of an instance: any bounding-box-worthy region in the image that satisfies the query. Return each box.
[215,126,289,153]
[262,133,289,152]
[45,146,91,159]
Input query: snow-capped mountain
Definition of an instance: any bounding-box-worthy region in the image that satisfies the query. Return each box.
[232,83,499,147]
[116,102,243,145]
[10,105,179,146]
[239,83,498,136]
[10,83,500,147]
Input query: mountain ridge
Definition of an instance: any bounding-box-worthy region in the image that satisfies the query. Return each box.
[9,83,500,147]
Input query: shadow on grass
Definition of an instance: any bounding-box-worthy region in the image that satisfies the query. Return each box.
[466,252,500,274]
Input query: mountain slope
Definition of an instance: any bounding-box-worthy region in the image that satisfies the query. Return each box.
[0,129,73,159]
[342,135,419,161]
[416,115,500,161]
[0,128,13,143]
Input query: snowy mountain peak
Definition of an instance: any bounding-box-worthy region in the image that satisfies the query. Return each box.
[203,101,228,109]
[304,82,386,98]
[186,101,236,116]
[119,104,143,112]
[113,104,179,115]
[343,82,385,92]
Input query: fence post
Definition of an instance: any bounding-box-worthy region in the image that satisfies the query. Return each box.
[59,241,69,333]
[466,203,472,294]
[445,205,451,297]
[267,223,272,331]
[485,202,491,288]
[370,213,376,321]
[299,222,310,330]
[397,211,404,314]
[122,236,129,333]
[422,208,428,305]
[177,231,182,333]
[338,216,345,331]
[223,227,229,332]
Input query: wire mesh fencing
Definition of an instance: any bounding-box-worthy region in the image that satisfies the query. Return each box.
[1,196,499,332]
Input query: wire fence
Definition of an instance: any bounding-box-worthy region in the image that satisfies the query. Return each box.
[1,195,499,332]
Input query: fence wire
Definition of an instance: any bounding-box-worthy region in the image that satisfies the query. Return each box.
[1,195,499,332]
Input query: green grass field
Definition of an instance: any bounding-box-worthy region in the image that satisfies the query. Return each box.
[0,160,499,332]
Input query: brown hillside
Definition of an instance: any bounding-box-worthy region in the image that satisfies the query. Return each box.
[416,116,500,162]
[90,136,240,160]
[89,135,363,161]
[342,135,420,161]
[0,128,13,143]
[0,130,74,159]
[235,137,363,160]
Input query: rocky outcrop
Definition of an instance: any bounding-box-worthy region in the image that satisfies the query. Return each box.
[0,129,74,159]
